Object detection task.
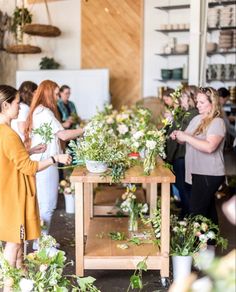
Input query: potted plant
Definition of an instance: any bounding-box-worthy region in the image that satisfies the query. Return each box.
[59,178,75,214]
[119,184,148,232]
[39,56,60,69]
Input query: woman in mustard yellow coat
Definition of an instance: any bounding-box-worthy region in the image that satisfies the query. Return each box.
[0,85,71,271]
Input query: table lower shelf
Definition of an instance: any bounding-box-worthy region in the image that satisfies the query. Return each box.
[83,217,164,270]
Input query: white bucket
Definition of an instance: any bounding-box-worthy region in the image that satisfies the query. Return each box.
[64,193,75,214]
[172,255,192,282]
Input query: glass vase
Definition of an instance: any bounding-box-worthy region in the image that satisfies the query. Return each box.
[128,212,138,232]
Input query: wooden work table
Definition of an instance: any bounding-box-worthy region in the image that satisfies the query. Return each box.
[70,160,175,278]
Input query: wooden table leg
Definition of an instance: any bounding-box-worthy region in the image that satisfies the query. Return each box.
[75,182,84,276]
[150,183,157,217]
[84,183,93,235]
[160,182,170,278]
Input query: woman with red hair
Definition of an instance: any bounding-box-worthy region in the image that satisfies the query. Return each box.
[25,80,83,238]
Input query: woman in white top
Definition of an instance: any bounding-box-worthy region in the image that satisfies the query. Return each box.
[171,87,225,225]
[11,81,37,141]
[25,80,83,235]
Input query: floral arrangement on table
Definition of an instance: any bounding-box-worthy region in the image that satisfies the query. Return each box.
[59,178,75,195]
[0,235,100,292]
[119,184,148,232]
[68,104,167,181]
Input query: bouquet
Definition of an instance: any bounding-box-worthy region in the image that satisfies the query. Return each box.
[59,178,75,195]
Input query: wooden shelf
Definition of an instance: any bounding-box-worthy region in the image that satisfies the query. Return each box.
[155,28,189,33]
[154,79,188,83]
[155,52,188,57]
[207,79,236,82]
[84,217,161,270]
[209,1,236,8]
[207,50,236,56]
[155,4,190,10]
[208,26,236,31]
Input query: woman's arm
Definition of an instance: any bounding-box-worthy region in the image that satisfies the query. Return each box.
[175,130,224,153]
[17,121,26,136]
[37,154,72,172]
[56,127,84,141]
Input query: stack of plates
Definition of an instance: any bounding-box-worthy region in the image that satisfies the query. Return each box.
[219,30,233,49]
[208,8,220,27]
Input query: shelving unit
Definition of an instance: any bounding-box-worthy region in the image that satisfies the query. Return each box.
[154,3,190,87]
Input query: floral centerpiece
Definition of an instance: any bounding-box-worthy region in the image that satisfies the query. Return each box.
[68,104,167,181]
[0,235,100,291]
[120,184,148,232]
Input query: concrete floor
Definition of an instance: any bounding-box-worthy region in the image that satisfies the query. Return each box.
[50,150,236,292]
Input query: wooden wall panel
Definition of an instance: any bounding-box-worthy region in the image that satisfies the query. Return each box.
[82,0,143,108]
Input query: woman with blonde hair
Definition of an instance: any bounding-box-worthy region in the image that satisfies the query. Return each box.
[0,85,71,284]
[25,80,83,237]
[171,87,225,224]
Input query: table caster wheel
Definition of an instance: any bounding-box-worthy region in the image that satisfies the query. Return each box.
[161,277,168,287]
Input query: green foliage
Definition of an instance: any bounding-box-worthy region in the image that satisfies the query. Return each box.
[127,257,147,291]
[39,57,60,70]
[108,231,126,241]
[32,122,53,145]
[11,6,32,43]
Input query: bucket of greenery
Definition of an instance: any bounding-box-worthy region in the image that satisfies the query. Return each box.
[170,215,227,283]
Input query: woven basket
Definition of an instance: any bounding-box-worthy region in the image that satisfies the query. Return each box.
[6,44,42,54]
[23,24,61,37]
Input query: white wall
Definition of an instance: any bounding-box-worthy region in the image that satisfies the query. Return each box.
[143,0,190,97]
[17,0,81,71]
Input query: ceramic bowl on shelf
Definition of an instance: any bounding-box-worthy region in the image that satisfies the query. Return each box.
[175,44,189,53]
[207,42,217,53]
[161,69,172,80]
[172,68,183,80]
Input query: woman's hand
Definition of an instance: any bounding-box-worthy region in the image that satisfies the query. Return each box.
[175,130,188,143]
[54,154,72,165]
[170,131,177,140]
[29,144,47,155]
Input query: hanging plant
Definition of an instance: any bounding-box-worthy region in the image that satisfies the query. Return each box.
[39,56,60,69]
[11,6,32,43]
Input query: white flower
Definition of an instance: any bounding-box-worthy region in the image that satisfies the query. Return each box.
[173,226,178,232]
[156,232,161,238]
[133,131,144,140]
[19,278,34,292]
[206,231,215,240]
[106,117,114,124]
[118,124,129,135]
[46,247,59,257]
[199,234,208,243]
[193,222,200,228]
[64,187,72,194]
[141,203,148,213]
[39,264,48,272]
[201,223,208,232]
[146,140,157,150]
[133,142,140,149]
[179,221,187,226]
[191,276,213,292]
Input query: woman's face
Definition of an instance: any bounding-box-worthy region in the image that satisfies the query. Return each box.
[54,87,60,101]
[163,95,173,107]
[60,88,71,103]
[4,94,20,120]
[196,93,212,116]
[180,93,189,110]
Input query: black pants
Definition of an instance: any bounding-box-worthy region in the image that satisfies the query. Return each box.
[173,158,192,218]
[190,174,225,224]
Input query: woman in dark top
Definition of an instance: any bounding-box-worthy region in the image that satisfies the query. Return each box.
[166,86,198,217]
